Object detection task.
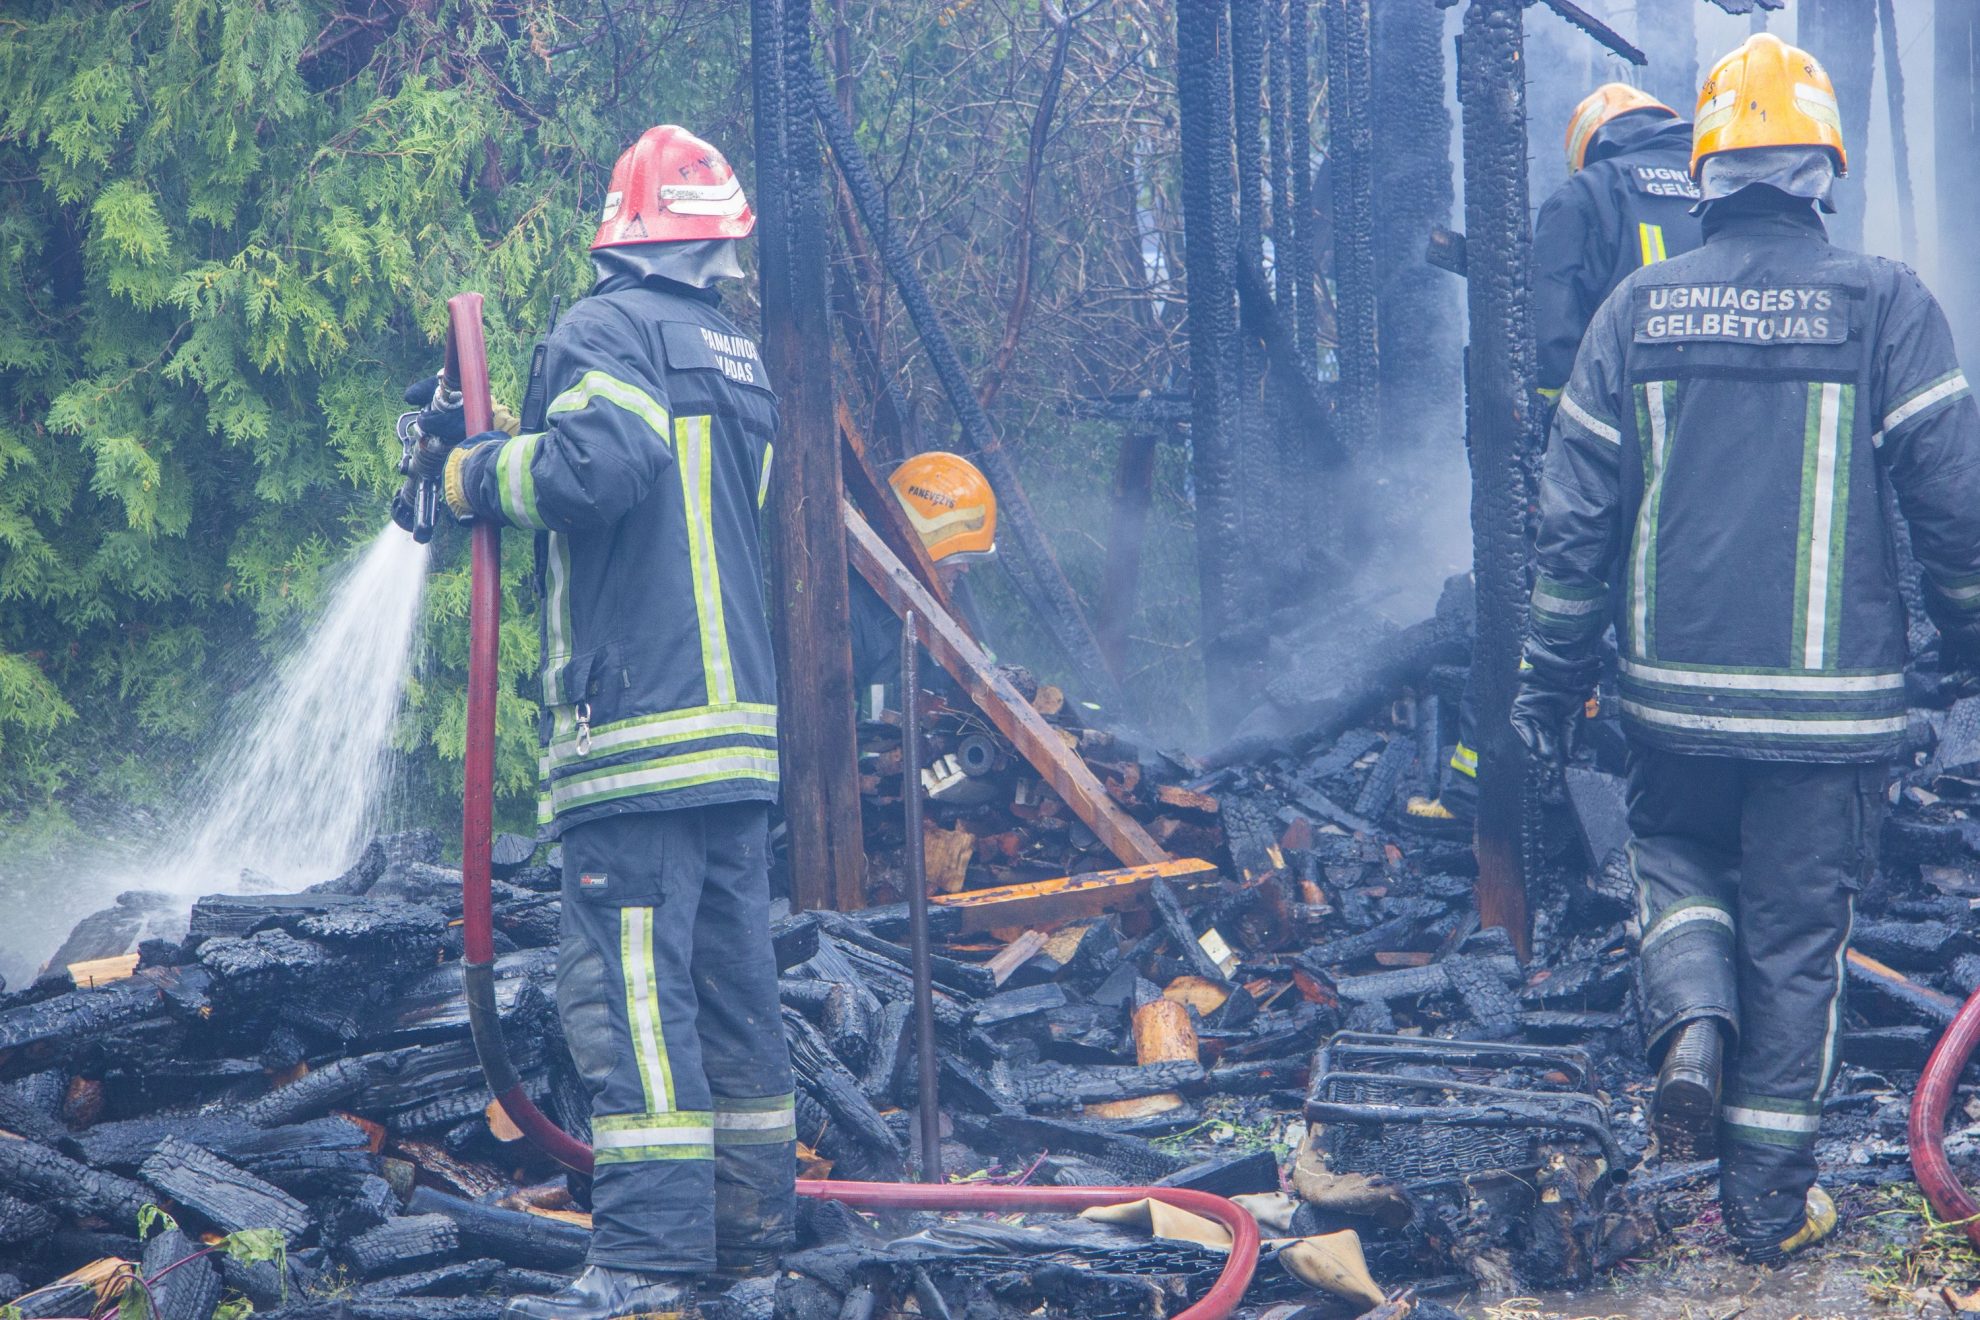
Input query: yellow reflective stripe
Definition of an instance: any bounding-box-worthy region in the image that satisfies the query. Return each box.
[497,433,548,529]
[1449,742,1478,778]
[547,369,671,441]
[676,415,736,704]
[542,532,573,704]
[619,907,676,1112]
[552,747,781,814]
[539,702,778,771]
[1638,222,1668,266]
[757,442,775,509]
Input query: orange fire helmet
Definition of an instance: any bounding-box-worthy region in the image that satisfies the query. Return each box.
[591,125,755,250]
[1565,83,1675,173]
[890,453,997,563]
[1692,33,1847,179]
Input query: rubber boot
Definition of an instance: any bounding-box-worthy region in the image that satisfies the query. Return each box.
[500,1266,695,1320]
[1738,1185,1837,1265]
[1656,1018,1723,1134]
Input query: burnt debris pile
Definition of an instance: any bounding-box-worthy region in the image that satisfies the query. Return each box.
[5,587,1980,1317]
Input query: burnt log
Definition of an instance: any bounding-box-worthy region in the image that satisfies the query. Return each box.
[356,1257,503,1298]
[0,1193,56,1247]
[405,1187,589,1271]
[1149,878,1228,983]
[1444,954,1520,1038]
[0,970,176,1079]
[785,1008,904,1170]
[1009,1061,1206,1112]
[948,1112,1188,1182]
[245,1056,373,1127]
[9,1278,100,1320]
[342,1215,462,1278]
[142,1226,223,1320]
[189,892,366,940]
[1852,919,1962,970]
[0,1132,151,1221]
[76,1113,371,1175]
[1152,1148,1280,1196]
[139,1135,313,1240]
[1335,955,1520,1005]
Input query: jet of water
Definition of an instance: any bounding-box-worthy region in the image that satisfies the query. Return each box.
[163,527,432,896]
[0,527,431,982]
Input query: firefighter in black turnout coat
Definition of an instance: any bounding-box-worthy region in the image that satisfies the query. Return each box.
[1514,36,1980,1261]
[427,126,791,1320]
[1413,83,1703,830]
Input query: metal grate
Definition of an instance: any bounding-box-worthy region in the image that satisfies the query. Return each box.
[1305,1032,1622,1191]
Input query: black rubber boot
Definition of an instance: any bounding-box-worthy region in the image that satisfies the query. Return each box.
[1656,1018,1723,1133]
[500,1266,695,1320]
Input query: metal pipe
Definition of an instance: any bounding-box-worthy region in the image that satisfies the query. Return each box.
[900,612,943,1183]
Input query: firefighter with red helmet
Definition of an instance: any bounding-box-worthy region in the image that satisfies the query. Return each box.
[414,126,789,1320]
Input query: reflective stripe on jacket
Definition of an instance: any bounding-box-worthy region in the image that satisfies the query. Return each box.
[1534,113,1705,391]
[1532,202,1980,761]
[456,281,779,831]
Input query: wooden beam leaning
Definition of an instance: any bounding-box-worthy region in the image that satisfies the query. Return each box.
[931,859,1219,935]
[845,504,1168,869]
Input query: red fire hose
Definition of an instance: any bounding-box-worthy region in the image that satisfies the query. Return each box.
[437,295,1260,1320]
[1911,986,1980,1248]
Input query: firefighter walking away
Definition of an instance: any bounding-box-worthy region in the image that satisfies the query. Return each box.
[1514,34,1980,1263]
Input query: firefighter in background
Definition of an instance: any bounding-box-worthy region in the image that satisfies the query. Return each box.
[1409,82,1704,830]
[418,126,790,1320]
[1512,35,1980,1261]
[850,451,999,689]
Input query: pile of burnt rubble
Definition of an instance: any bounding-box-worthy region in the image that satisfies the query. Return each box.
[5,593,1980,1319]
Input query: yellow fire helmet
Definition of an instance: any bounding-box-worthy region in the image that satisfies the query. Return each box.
[1565,83,1674,173]
[1692,33,1847,179]
[889,452,997,563]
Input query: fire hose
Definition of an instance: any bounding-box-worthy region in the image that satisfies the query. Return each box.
[1911,986,1980,1249]
[427,294,1262,1319]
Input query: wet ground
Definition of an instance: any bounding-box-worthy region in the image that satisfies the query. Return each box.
[1458,1180,1974,1319]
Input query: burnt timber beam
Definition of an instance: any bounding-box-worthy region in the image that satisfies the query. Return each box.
[1458,0,1537,958]
[756,0,866,911]
[1324,0,1378,460]
[1176,0,1261,727]
[845,504,1169,868]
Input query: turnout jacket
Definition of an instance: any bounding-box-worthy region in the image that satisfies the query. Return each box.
[1532,203,1980,762]
[453,280,778,833]
[1535,113,1704,392]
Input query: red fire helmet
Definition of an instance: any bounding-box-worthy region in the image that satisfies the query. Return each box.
[590,125,755,250]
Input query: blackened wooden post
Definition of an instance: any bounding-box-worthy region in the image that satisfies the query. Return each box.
[1458,0,1536,957]
[754,0,866,911]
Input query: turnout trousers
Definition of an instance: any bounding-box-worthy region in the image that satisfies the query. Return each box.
[557,803,797,1274]
[1624,746,1885,1247]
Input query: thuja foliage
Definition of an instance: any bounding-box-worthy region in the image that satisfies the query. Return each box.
[0,1,750,828]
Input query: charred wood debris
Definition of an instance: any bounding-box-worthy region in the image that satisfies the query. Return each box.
[7,576,1980,1318]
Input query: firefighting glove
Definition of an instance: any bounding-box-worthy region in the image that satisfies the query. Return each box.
[402,373,521,445]
[920,754,968,801]
[1509,638,1599,805]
